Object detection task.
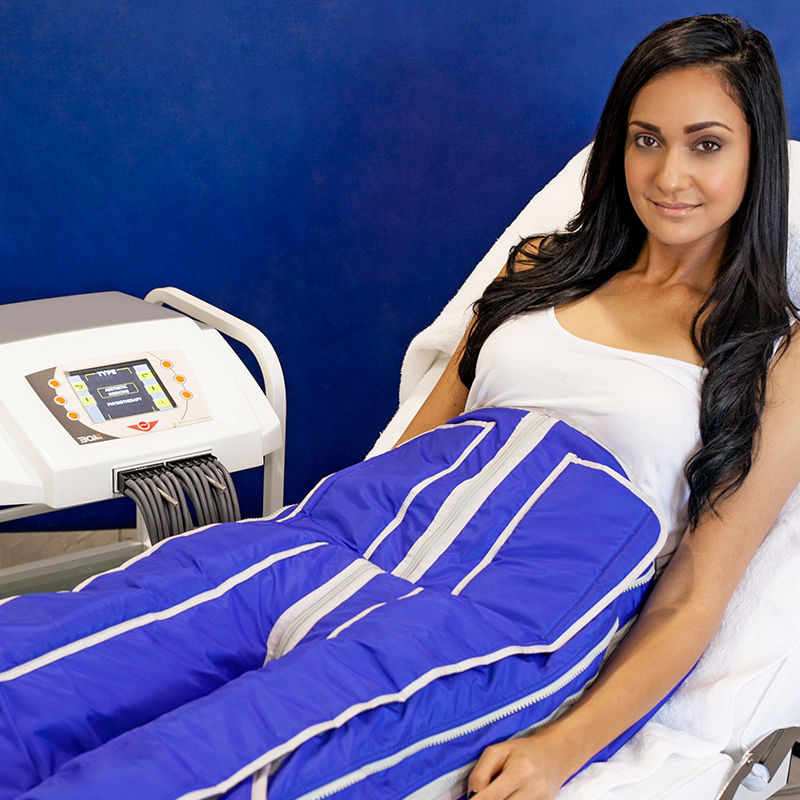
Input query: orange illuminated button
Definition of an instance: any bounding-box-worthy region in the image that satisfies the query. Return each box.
[174,375,186,384]
[48,379,61,388]
[161,360,173,369]
[180,390,192,399]
[67,411,80,420]
[54,396,67,405]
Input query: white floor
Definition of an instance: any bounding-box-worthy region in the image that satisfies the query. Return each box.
[0,528,136,569]
[0,529,142,596]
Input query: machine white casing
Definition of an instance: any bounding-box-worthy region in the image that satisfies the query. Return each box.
[0,290,283,511]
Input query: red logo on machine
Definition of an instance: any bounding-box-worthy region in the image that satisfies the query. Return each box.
[128,421,158,432]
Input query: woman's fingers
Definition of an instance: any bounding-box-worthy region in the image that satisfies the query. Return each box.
[468,742,511,793]
[469,771,518,799]
[467,738,562,800]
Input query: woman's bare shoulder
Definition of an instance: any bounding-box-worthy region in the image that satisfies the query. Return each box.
[501,235,547,277]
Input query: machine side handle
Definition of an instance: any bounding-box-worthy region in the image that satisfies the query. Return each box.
[144,286,285,514]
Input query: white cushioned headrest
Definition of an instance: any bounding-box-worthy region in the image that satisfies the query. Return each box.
[396,140,800,406]
[503,140,800,758]
[374,140,800,460]
[515,140,800,303]
[378,141,800,796]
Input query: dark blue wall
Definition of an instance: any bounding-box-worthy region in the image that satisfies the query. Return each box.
[1,1,797,525]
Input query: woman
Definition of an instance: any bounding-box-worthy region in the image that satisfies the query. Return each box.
[0,14,796,800]
[414,14,795,799]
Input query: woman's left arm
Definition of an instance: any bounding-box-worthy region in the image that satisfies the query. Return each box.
[468,328,800,800]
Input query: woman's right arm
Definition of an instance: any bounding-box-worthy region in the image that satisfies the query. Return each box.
[394,238,541,447]
[393,326,471,447]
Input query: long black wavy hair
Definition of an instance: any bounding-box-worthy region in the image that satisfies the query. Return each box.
[458,15,793,528]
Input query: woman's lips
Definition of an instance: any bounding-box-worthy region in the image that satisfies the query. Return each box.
[651,201,700,217]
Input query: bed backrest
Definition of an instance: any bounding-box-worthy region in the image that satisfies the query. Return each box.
[370,140,800,456]
[370,141,800,765]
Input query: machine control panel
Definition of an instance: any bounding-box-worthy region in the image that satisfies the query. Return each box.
[26,350,211,445]
[0,292,282,509]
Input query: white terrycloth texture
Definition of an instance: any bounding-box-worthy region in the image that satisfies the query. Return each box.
[367,144,592,457]
[371,140,800,796]
[559,482,800,798]
[370,141,800,456]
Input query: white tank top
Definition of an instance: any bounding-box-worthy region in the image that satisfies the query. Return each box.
[465,307,704,562]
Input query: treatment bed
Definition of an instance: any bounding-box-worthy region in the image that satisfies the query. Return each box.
[369,142,800,800]
[2,148,799,800]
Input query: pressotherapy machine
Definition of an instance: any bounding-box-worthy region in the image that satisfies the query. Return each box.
[0,287,285,595]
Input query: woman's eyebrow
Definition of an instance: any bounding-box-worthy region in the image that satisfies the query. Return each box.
[684,120,734,133]
[628,120,734,133]
[628,120,661,133]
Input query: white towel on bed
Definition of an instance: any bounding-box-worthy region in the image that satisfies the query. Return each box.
[560,480,800,798]
[367,144,593,456]
[369,140,800,797]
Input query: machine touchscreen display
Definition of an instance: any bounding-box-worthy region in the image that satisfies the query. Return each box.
[67,359,175,423]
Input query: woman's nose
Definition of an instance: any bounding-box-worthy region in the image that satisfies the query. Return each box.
[655,147,691,194]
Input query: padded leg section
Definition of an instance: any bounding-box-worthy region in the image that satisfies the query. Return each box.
[16,586,638,800]
[1,409,666,799]
[0,524,349,798]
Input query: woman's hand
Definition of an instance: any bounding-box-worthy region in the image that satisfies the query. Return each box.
[467,729,572,799]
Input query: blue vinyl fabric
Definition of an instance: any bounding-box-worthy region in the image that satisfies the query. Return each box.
[0,408,667,799]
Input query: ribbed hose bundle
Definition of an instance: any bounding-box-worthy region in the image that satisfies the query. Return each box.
[120,455,240,540]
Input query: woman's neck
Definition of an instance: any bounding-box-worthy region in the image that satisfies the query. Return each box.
[632,235,725,294]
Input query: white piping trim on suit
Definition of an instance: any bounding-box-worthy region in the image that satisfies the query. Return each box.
[362,421,495,558]
[241,504,293,523]
[174,417,667,800]
[392,413,556,583]
[296,622,620,800]
[70,522,218,592]
[451,453,655,596]
[266,558,385,661]
[280,472,334,521]
[326,587,424,640]
[176,617,628,800]
[0,541,328,683]
[250,766,268,800]
[451,452,574,595]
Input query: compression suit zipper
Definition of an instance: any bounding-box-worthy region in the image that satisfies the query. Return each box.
[294,619,621,800]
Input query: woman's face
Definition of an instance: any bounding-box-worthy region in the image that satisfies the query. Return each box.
[624,66,751,255]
